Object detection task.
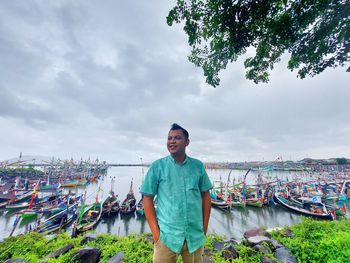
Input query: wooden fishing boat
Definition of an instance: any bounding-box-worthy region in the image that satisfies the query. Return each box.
[246,198,264,208]
[0,199,9,208]
[211,197,231,209]
[120,194,136,215]
[136,164,145,216]
[245,187,264,208]
[102,191,120,216]
[6,201,31,212]
[273,191,335,220]
[5,190,33,210]
[60,180,87,188]
[75,202,102,233]
[120,180,136,216]
[39,183,61,192]
[7,192,61,213]
[48,194,81,215]
[34,203,78,234]
[229,189,246,208]
[18,194,79,219]
[210,176,232,210]
[210,190,231,210]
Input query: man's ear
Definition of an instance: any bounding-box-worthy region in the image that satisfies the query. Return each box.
[186,139,190,146]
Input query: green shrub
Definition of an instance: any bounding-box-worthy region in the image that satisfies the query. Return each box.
[272,218,350,263]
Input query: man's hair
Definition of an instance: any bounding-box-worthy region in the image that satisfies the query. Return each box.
[170,123,189,140]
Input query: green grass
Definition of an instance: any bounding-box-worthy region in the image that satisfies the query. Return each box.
[271,218,350,263]
[0,218,349,262]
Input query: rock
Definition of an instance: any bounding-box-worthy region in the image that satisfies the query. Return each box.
[274,247,298,263]
[244,227,271,239]
[214,238,239,252]
[223,237,239,245]
[213,241,225,251]
[264,239,283,251]
[253,244,270,254]
[45,243,74,259]
[247,236,271,246]
[261,256,278,263]
[4,259,29,263]
[107,252,124,263]
[72,247,101,263]
[203,247,213,257]
[283,229,293,237]
[246,247,257,256]
[221,244,238,260]
[81,233,98,245]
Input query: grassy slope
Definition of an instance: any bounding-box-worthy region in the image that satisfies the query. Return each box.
[0,218,349,262]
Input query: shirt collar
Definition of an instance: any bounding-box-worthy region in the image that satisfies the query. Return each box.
[169,154,189,165]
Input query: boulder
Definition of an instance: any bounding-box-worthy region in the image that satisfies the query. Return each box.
[72,247,101,263]
[107,252,124,263]
[274,247,298,263]
[264,239,283,251]
[213,240,226,251]
[45,243,74,259]
[81,233,98,245]
[247,236,271,246]
[253,244,270,254]
[221,244,238,260]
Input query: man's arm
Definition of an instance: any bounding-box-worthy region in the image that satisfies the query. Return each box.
[143,195,160,242]
[201,191,211,235]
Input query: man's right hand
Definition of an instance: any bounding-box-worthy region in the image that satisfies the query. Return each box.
[143,195,160,244]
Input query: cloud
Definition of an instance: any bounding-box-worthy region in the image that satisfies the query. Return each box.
[0,0,349,163]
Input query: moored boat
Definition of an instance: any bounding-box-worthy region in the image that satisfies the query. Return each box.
[273,191,335,220]
[34,203,78,234]
[120,179,136,216]
[102,191,120,217]
[74,202,102,233]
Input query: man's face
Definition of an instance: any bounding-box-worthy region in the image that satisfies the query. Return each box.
[167,129,189,155]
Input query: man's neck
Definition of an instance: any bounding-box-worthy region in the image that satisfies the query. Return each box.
[171,153,186,164]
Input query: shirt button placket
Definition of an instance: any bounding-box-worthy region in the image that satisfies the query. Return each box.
[182,166,189,246]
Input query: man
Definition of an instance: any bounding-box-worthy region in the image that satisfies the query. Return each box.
[140,123,212,263]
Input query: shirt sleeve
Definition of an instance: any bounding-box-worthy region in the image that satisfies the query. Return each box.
[199,164,212,192]
[140,162,159,196]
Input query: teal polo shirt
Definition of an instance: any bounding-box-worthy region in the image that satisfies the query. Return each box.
[140,155,212,253]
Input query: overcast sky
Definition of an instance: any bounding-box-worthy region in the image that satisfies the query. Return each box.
[0,0,349,164]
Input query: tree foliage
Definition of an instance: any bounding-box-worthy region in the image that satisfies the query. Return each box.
[167,0,350,87]
[336,157,347,164]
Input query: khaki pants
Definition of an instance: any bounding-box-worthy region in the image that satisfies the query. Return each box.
[153,239,203,263]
